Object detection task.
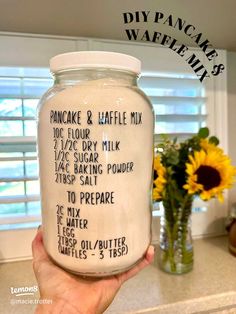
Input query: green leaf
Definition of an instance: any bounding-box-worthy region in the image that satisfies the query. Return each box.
[209,136,220,145]
[166,152,179,165]
[198,127,209,139]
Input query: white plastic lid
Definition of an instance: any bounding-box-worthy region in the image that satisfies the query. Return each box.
[50,51,141,74]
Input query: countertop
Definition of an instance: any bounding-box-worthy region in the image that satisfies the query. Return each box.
[1,236,236,314]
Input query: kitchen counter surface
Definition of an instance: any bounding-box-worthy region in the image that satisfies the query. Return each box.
[1,236,236,314]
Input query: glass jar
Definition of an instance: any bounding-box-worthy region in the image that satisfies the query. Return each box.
[37,51,154,276]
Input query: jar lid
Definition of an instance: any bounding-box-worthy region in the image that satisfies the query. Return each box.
[50,51,141,74]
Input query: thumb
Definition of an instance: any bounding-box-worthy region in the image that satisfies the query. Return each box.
[32,227,52,272]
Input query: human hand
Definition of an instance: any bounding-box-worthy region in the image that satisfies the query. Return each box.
[32,228,154,314]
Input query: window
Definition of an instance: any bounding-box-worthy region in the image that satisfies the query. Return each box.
[0,67,52,230]
[140,73,206,138]
[0,68,208,229]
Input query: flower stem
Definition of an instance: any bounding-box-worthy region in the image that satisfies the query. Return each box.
[165,220,178,272]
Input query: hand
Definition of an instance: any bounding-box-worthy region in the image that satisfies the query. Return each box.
[32,228,154,314]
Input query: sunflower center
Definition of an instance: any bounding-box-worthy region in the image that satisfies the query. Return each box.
[153,170,159,188]
[195,165,221,191]
[154,170,158,180]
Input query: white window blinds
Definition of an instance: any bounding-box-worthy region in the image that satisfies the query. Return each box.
[0,67,52,230]
[0,68,208,229]
[139,73,207,141]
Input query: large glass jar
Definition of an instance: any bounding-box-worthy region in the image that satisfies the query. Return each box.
[37,51,154,276]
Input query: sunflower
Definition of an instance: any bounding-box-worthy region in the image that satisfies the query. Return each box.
[200,138,223,154]
[183,149,236,202]
[153,155,166,201]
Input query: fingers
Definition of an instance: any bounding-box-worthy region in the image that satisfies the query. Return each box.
[117,245,155,285]
[145,245,155,264]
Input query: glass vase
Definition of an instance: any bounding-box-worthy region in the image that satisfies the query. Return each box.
[159,207,193,274]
